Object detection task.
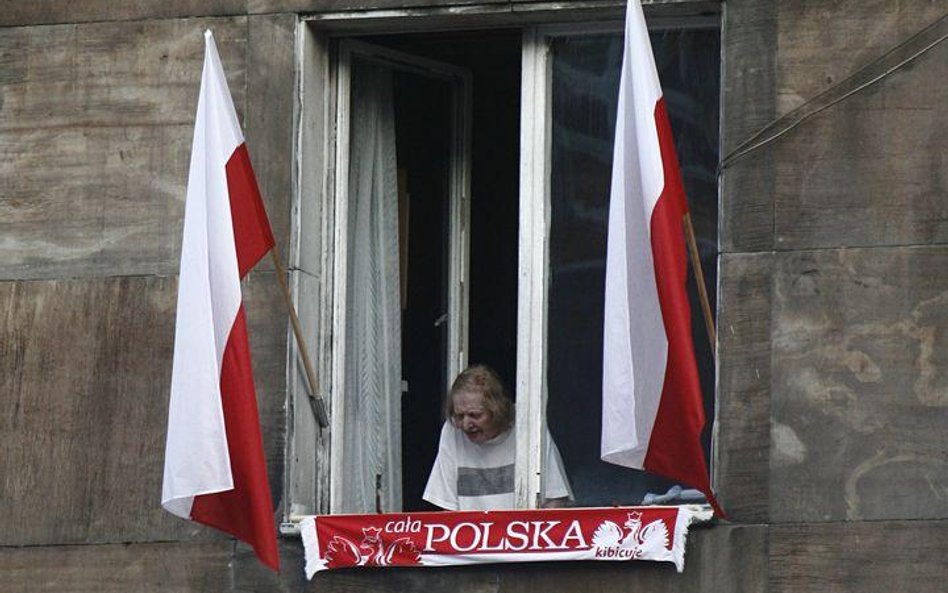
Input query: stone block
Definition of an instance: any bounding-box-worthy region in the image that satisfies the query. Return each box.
[771,247,948,522]
[771,520,948,593]
[716,253,773,522]
[0,18,247,280]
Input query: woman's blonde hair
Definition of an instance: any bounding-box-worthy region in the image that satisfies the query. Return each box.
[445,364,514,433]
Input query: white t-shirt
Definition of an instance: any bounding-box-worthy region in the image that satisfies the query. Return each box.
[423,420,574,511]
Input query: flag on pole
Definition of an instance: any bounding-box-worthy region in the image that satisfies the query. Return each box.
[601,0,724,517]
[162,30,280,570]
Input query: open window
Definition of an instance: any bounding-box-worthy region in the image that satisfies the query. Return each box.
[287,8,720,521]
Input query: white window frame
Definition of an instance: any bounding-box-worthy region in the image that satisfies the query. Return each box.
[285,3,720,526]
[515,27,552,509]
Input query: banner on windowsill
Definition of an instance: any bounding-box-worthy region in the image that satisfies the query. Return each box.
[300,505,712,578]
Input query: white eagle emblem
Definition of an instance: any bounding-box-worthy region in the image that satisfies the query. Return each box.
[591,511,672,561]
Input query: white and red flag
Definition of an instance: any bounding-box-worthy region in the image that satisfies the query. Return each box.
[601,0,724,517]
[162,30,279,570]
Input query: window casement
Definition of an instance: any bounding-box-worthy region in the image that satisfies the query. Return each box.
[285,3,720,526]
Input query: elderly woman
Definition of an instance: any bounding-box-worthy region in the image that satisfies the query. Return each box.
[423,364,573,511]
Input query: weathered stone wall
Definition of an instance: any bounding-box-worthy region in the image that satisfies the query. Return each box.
[2,1,947,592]
[717,2,948,592]
[0,9,296,591]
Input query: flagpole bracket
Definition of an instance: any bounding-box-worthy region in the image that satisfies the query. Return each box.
[307,393,330,428]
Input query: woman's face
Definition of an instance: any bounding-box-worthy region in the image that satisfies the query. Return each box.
[451,390,499,444]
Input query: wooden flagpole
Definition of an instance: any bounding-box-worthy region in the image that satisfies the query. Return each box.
[270,245,330,428]
[682,213,716,358]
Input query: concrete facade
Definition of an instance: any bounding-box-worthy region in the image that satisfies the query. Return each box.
[2,1,947,591]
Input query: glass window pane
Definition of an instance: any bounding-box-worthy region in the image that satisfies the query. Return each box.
[545,29,720,506]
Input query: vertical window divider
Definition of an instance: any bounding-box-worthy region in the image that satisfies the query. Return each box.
[328,41,354,515]
[516,28,552,509]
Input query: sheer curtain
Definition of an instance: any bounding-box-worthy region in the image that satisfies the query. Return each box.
[341,60,403,513]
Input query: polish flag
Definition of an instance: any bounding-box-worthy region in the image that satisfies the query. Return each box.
[162,30,280,570]
[601,0,724,517]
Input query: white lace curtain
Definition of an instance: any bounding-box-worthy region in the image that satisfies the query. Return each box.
[341,60,403,513]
